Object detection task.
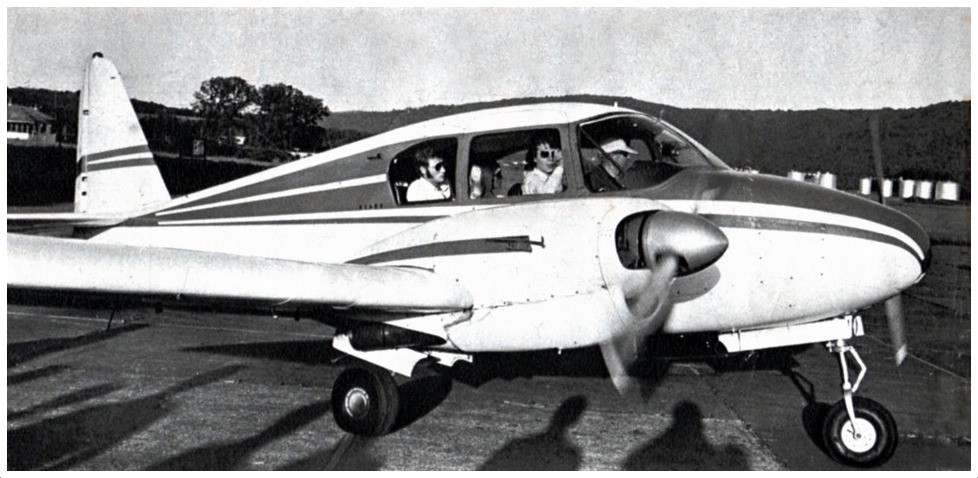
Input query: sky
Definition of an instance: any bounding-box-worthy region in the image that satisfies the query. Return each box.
[5,7,973,112]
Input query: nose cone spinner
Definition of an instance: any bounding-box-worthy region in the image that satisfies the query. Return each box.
[640,211,729,275]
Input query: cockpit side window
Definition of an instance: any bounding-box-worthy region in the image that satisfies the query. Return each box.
[578,114,720,192]
[388,137,458,205]
[468,128,564,199]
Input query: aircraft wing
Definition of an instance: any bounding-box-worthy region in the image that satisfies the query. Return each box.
[7,233,473,316]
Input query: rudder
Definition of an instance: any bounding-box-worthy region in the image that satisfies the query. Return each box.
[75,52,170,213]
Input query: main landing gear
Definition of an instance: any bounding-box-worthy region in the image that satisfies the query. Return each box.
[331,366,400,436]
[822,340,898,468]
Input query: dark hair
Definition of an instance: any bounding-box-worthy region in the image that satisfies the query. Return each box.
[414,147,439,171]
[524,137,558,170]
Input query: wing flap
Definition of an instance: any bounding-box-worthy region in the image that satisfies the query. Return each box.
[8,233,473,313]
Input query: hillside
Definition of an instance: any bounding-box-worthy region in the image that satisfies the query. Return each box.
[8,87,970,193]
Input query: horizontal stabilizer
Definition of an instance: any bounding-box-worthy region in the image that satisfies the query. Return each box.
[7,212,129,231]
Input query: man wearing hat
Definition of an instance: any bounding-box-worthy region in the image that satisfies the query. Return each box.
[582,137,645,192]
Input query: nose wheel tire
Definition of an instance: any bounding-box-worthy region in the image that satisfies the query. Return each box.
[822,396,898,468]
[331,367,400,436]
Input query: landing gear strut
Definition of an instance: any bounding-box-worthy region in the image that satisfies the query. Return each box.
[331,367,400,436]
[822,340,898,467]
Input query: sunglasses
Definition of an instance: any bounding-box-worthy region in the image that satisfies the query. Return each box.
[537,149,561,160]
[429,162,446,172]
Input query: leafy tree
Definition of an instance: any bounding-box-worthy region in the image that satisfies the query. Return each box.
[192,77,257,147]
[253,83,330,152]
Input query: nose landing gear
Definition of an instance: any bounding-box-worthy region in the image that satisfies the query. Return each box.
[822,340,898,468]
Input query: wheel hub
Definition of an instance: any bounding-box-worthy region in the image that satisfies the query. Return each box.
[344,387,370,419]
[841,417,877,453]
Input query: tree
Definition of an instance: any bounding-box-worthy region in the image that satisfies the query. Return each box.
[254,83,330,152]
[192,77,257,147]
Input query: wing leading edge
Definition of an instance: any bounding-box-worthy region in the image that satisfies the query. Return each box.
[7,233,473,315]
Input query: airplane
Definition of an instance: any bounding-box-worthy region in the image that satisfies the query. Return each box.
[8,53,930,469]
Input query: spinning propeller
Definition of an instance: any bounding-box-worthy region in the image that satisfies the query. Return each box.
[870,114,909,367]
[600,211,728,394]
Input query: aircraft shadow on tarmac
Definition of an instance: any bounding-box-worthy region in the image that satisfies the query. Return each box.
[177,336,827,470]
[183,339,342,365]
[276,375,454,471]
[145,399,333,470]
[7,365,244,471]
[7,322,150,368]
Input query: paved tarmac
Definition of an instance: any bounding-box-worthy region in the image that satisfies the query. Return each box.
[6,304,970,471]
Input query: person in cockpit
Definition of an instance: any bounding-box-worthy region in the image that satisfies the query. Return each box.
[406,147,452,202]
[582,137,640,192]
[522,139,565,195]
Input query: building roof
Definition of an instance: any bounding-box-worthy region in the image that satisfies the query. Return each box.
[7,104,55,123]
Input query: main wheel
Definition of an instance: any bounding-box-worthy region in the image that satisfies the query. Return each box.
[331,367,400,436]
[822,396,898,468]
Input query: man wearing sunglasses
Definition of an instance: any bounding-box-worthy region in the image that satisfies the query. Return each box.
[407,147,452,202]
[521,140,565,195]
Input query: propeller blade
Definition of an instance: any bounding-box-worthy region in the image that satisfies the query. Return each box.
[626,254,679,327]
[601,210,727,396]
[604,254,680,396]
[600,338,639,395]
[885,295,908,366]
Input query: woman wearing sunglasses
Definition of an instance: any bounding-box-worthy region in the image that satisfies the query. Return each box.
[521,139,565,195]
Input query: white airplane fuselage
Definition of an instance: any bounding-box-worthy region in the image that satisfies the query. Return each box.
[87,151,930,354]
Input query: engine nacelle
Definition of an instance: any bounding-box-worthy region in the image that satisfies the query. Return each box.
[348,322,446,351]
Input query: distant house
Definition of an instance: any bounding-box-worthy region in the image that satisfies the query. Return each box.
[7,103,57,145]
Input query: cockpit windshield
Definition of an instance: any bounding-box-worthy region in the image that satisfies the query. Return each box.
[578,114,730,192]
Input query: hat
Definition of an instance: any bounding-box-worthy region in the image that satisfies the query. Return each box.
[600,138,638,155]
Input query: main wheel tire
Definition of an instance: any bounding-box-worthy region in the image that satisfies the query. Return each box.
[822,396,898,468]
[331,367,400,436]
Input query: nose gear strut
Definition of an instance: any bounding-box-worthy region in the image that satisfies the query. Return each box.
[821,339,898,468]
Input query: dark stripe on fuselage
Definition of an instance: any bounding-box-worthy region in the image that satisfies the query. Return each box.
[348,236,539,265]
[138,215,444,227]
[702,214,924,266]
[153,154,384,215]
[655,169,931,259]
[151,183,393,223]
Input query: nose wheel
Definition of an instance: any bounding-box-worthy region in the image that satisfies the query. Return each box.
[331,366,400,436]
[822,341,898,467]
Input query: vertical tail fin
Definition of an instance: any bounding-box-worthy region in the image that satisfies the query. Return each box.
[74,52,170,213]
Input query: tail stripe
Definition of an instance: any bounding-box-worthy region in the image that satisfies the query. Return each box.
[86,157,158,173]
[80,144,152,163]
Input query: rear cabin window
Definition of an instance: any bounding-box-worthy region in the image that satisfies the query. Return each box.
[388,137,458,205]
[468,128,565,199]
